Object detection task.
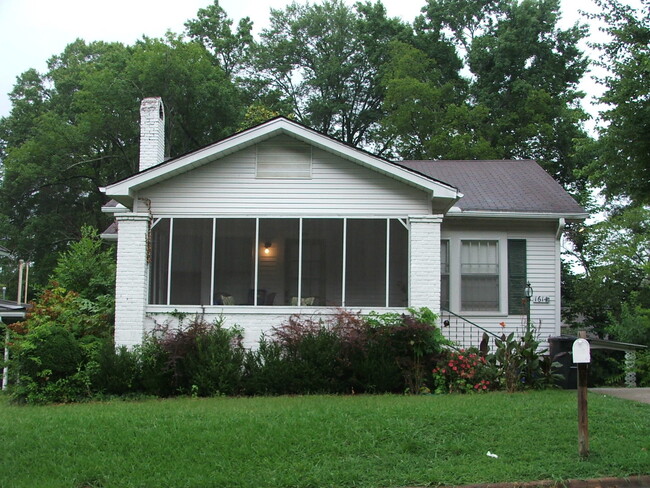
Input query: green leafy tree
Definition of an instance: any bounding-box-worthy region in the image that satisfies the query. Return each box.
[184,0,254,77]
[52,225,116,321]
[381,40,497,159]
[251,0,411,150]
[388,0,592,193]
[563,207,650,335]
[0,36,243,285]
[584,0,650,206]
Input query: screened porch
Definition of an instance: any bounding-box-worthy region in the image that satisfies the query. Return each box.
[149,217,409,308]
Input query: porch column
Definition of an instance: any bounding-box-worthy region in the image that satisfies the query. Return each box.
[114,213,150,347]
[409,215,443,312]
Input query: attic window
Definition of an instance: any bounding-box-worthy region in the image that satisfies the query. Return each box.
[256,139,312,178]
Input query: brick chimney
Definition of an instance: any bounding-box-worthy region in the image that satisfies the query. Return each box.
[139,97,165,172]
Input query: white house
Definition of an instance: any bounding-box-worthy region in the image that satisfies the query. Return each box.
[102,98,587,349]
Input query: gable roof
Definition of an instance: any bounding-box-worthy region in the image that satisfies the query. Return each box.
[399,160,587,219]
[103,117,461,207]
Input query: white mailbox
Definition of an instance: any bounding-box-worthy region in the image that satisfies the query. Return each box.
[572,338,591,364]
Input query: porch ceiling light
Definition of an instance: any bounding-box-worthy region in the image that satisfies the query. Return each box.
[264,242,272,255]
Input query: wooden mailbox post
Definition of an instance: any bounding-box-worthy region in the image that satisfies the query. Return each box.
[573,332,591,458]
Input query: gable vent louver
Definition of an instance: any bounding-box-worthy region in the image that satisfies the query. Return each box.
[256,137,312,179]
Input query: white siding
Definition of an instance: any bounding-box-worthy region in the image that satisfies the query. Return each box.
[441,218,561,348]
[136,135,430,216]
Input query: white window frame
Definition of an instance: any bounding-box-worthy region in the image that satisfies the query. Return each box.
[443,232,508,316]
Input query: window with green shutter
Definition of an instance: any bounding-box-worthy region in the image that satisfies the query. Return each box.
[507,239,527,315]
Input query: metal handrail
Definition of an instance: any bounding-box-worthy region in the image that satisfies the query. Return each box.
[440,308,500,339]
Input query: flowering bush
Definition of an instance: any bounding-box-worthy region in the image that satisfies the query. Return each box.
[432,349,493,394]
[492,328,562,392]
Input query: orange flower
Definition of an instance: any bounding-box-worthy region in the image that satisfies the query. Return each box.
[499,321,506,328]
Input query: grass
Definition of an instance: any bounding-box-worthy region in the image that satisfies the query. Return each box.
[0,391,648,488]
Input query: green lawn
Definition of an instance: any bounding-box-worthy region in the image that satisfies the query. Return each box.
[1,391,648,488]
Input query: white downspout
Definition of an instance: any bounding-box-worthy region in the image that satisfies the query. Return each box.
[556,218,566,240]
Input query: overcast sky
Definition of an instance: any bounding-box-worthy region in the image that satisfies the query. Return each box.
[0,0,635,121]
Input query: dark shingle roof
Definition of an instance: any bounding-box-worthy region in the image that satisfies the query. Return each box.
[103,199,120,208]
[398,159,586,215]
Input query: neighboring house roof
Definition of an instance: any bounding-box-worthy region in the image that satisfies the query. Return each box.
[100,222,118,241]
[0,245,10,258]
[399,159,587,219]
[103,117,461,208]
[0,299,30,320]
[101,199,128,213]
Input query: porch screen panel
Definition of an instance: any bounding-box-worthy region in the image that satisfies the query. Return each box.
[213,219,256,306]
[170,219,213,305]
[440,240,449,310]
[389,219,408,307]
[302,219,343,306]
[149,218,170,304]
[461,240,499,311]
[259,218,299,306]
[345,219,386,307]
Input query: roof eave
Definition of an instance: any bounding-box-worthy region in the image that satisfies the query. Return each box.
[0,311,27,319]
[447,210,589,220]
[100,232,119,242]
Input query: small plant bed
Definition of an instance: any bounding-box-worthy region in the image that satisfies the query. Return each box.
[0,391,648,488]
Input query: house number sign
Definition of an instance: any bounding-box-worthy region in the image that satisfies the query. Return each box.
[532,296,551,304]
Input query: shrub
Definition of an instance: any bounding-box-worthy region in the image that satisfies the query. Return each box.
[8,285,111,403]
[491,329,560,392]
[52,225,115,324]
[253,315,347,394]
[244,308,447,395]
[242,336,292,395]
[10,307,450,402]
[183,320,246,396]
[10,325,91,404]
[90,340,143,396]
[432,349,492,394]
[635,350,650,386]
[147,315,246,396]
[366,308,448,393]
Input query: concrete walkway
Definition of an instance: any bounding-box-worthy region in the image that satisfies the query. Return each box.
[590,387,650,404]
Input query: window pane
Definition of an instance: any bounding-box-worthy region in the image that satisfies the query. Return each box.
[170,219,213,305]
[461,240,499,311]
[302,219,343,306]
[259,218,299,306]
[213,219,256,306]
[149,218,170,304]
[389,219,408,307]
[440,240,449,310]
[346,219,386,307]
